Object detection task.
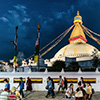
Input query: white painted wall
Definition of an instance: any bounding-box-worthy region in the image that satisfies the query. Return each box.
[0,68,100,92]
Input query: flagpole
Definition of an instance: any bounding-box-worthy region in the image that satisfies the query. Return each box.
[11,26,18,69]
[38,24,40,71]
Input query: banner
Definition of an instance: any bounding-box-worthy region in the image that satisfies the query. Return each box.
[34,32,40,63]
[0,78,9,83]
[13,78,25,83]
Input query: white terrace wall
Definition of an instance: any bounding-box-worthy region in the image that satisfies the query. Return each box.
[0,68,100,92]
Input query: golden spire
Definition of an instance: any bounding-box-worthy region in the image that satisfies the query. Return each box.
[77,11,79,15]
[69,11,87,44]
[74,11,82,24]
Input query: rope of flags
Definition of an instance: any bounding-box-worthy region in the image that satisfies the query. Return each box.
[11,22,100,64]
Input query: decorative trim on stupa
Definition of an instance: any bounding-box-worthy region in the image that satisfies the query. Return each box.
[69,35,87,42]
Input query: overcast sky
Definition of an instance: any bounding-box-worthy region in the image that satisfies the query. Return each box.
[0,0,100,62]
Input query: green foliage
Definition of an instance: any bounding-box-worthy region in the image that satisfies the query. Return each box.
[52,60,66,68]
[81,67,96,72]
[64,61,80,72]
[39,69,45,72]
[48,60,66,72]
[48,61,80,72]
[92,56,100,68]
[47,60,99,72]
[64,66,79,72]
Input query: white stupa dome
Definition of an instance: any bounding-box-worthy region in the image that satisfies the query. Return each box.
[54,43,99,58]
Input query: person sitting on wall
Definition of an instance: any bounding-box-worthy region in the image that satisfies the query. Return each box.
[4,79,10,92]
[65,83,74,99]
[16,77,24,98]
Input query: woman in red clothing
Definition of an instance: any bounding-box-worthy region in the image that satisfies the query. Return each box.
[26,77,32,91]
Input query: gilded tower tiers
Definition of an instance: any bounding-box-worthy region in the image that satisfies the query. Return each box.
[69,11,87,44]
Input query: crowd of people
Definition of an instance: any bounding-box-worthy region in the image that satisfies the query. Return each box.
[45,76,93,100]
[0,76,94,100]
[0,77,32,100]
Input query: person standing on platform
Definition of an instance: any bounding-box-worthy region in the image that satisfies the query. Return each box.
[4,79,10,92]
[79,77,87,100]
[26,77,32,91]
[45,77,54,98]
[17,77,24,98]
[86,83,92,100]
[79,77,86,88]
[50,77,55,97]
[63,77,68,91]
[58,75,64,93]
[65,83,74,98]
[75,82,84,100]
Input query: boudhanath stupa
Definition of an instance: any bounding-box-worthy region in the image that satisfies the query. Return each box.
[45,11,100,67]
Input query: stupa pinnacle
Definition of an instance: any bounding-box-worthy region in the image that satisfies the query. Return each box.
[74,11,82,24]
[69,11,87,44]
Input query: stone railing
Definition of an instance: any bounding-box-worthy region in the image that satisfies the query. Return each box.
[0,68,100,91]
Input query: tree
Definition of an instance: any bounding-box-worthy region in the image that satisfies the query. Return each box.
[92,56,100,68]
[52,60,66,68]
[69,61,80,70]
[48,60,66,72]
[92,49,100,68]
